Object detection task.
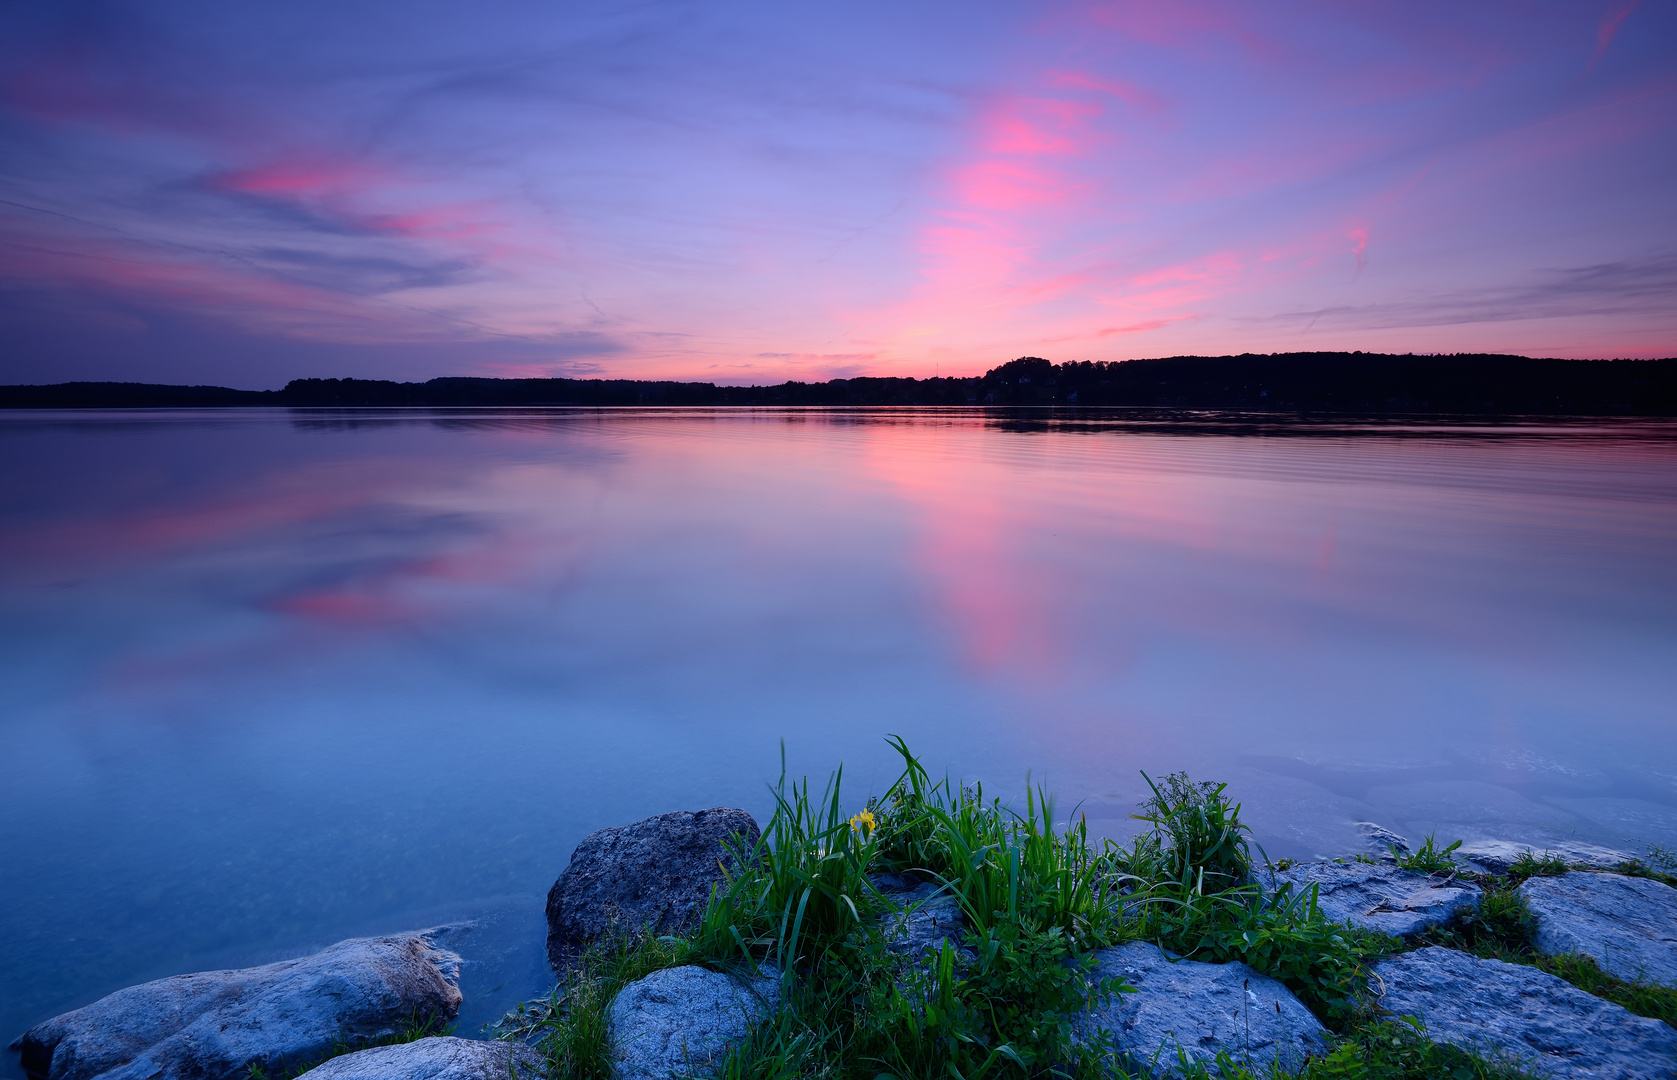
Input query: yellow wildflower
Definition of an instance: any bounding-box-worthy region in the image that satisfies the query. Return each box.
[849,808,876,837]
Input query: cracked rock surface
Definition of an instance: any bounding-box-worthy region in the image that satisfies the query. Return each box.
[1265,862,1480,937]
[1520,872,1677,988]
[608,965,779,1080]
[1372,946,1677,1080]
[1078,942,1327,1077]
[13,933,463,1080]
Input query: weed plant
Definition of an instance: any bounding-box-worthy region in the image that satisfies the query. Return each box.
[1115,775,1373,1017]
[1390,834,1462,875]
[692,749,883,971]
[1132,772,1254,892]
[1614,856,1677,889]
[691,737,1128,1079]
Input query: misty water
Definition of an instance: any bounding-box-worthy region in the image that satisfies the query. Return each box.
[3,406,1676,1058]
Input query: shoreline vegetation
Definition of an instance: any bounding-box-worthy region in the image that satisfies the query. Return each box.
[4,353,1677,414]
[13,740,1677,1080]
[497,740,1677,1080]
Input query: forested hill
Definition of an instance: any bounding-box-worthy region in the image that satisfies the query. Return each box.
[4,352,1675,414]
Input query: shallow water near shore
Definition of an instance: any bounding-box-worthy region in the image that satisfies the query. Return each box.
[2,406,1676,1064]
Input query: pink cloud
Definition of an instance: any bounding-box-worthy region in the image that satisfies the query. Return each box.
[1040,315,1198,344]
[1045,70,1166,112]
[986,97,1104,155]
[211,159,516,251]
[1346,225,1370,272]
[1083,0,1286,65]
[0,215,455,344]
[211,162,380,197]
[1589,1,1640,71]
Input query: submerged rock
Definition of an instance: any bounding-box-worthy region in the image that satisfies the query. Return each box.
[1457,839,1631,875]
[1355,822,1410,858]
[296,1038,542,1080]
[1266,862,1480,937]
[545,807,760,970]
[12,932,463,1080]
[608,965,779,1080]
[1078,942,1327,1077]
[1520,872,1677,987]
[1371,946,1677,1079]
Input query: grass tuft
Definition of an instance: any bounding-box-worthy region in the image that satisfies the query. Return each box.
[1504,850,1568,880]
[1133,771,1255,892]
[1391,834,1462,875]
[501,932,699,1080]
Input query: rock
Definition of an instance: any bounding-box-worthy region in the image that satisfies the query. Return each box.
[873,876,966,960]
[12,932,463,1080]
[1458,839,1631,875]
[1078,942,1327,1077]
[608,965,779,1080]
[546,808,760,970]
[1520,872,1677,987]
[1371,946,1677,1079]
[1355,822,1410,858]
[296,1038,542,1080]
[1266,862,1480,938]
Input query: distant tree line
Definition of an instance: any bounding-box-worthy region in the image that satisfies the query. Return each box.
[972,353,1677,413]
[4,352,1675,414]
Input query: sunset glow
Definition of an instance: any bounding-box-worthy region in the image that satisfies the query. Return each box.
[1,1,1672,385]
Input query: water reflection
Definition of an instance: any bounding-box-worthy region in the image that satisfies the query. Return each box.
[1,408,1674,1068]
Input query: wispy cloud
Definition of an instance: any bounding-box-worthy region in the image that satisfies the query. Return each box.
[1269,253,1677,330]
[0,0,1673,381]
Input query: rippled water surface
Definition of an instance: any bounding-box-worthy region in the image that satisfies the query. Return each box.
[3,407,1676,1056]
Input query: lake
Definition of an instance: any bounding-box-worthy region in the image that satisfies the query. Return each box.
[3,406,1676,1058]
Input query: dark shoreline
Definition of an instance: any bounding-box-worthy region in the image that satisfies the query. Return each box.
[5,352,1676,415]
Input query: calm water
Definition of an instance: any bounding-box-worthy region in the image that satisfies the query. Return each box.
[3,407,1676,1055]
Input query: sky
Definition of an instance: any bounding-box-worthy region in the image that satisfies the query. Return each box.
[0,0,1673,387]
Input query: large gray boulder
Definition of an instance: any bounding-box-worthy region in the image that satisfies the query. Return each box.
[12,932,463,1080]
[608,965,779,1080]
[1520,872,1677,987]
[1267,862,1480,938]
[1371,946,1677,1079]
[1078,942,1327,1077]
[296,1038,542,1080]
[546,808,760,970]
